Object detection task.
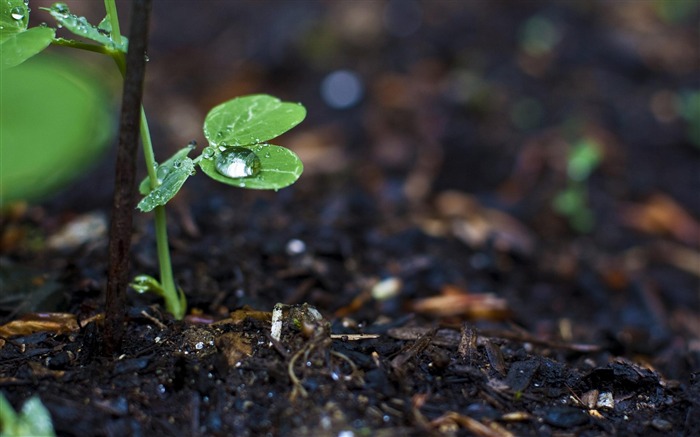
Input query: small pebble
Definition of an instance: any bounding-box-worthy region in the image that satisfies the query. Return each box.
[544,406,589,428]
[651,418,672,432]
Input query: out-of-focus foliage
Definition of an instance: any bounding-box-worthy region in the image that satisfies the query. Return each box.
[0,55,113,206]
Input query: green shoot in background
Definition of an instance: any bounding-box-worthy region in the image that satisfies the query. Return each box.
[552,138,602,233]
[1,0,306,319]
[0,392,56,437]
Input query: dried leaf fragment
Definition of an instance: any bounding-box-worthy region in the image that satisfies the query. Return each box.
[411,285,510,319]
[0,312,79,338]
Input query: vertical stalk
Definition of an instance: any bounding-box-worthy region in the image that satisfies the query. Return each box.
[139,110,182,318]
[104,0,153,354]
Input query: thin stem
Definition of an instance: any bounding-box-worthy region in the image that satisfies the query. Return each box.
[139,109,183,318]
[140,108,158,186]
[104,0,122,47]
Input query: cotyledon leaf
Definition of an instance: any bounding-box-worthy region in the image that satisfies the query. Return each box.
[203,94,306,146]
[137,158,195,212]
[198,144,303,190]
[42,3,127,52]
[139,144,195,195]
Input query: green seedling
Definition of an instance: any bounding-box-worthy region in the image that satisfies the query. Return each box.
[0,393,56,437]
[3,1,306,319]
[552,138,602,233]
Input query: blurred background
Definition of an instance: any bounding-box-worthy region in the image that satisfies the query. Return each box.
[18,0,696,233]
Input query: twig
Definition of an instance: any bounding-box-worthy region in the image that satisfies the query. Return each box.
[104,0,153,355]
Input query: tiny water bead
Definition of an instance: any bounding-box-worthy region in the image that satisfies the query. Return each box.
[52,3,69,14]
[215,147,261,179]
[202,146,216,159]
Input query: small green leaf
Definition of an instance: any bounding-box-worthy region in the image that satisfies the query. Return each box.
[130,274,165,297]
[203,94,306,146]
[1,0,29,32]
[130,275,186,318]
[43,3,127,52]
[1,0,55,70]
[137,158,195,212]
[139,145,195,195]
[0,26,55,70]
[199,144,303,190]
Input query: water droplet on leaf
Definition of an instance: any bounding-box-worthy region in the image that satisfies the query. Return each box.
[10,6,24,20]
[202,146,215,159]
[173,160,182,169]
[53,3,69,14]
[215,147,261,179]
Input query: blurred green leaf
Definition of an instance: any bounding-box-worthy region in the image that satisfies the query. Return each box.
[567,139,602,181]
[0,393,56,437]
[0,55,113,206]
[203,94,306,146]
[199,144,303,190]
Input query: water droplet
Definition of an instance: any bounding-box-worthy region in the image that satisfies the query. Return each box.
[53,3,69,14]
[264,152,271,158]
[156,166,169,181]
[187,140,197,149]
[10,6,24,20]
[144,54,150,62]
[173,160,182,169]
[202,146,215,159]
[215,147,261,179]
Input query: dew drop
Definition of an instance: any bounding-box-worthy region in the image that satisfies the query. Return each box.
[53,3,69,14]
[173,160,182,169]
[202,146,215,159]
[187,140,197,149]
[156,166,169,181]
[215,147,261,179]
[10,6,24,20]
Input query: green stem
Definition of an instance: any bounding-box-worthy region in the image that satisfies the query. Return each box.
[104,0,122,47]
[139,110,183,318]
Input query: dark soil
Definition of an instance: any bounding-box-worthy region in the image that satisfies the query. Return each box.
[1,1,699,436]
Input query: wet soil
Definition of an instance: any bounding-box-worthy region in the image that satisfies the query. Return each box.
[1,1,699,436]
